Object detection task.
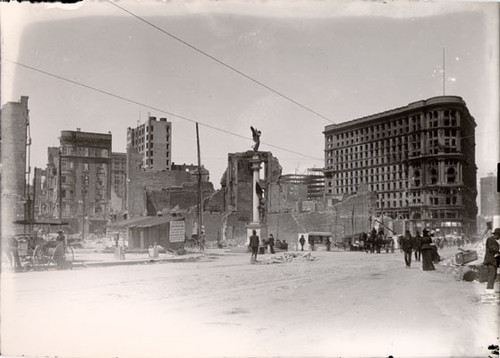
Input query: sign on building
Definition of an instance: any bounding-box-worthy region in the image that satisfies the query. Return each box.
[169,220,185,243]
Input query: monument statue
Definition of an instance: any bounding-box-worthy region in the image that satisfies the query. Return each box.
[250,126,261,152]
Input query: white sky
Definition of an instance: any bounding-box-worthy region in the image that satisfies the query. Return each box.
[1,0,498,189]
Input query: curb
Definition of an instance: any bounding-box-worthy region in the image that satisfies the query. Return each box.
[72,255,203,268]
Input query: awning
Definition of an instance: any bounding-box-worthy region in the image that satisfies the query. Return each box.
[14,219,69,226]
[112,215,182,229]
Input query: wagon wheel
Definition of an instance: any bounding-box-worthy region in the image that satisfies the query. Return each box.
[51,243,74,270]
[32,245,51,270]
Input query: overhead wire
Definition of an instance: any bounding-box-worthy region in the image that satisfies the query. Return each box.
[5,59,323,162]
[105,0,335,125]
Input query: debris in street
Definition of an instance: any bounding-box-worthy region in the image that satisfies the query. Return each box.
[265,252,317,264]
[455,249,478,265]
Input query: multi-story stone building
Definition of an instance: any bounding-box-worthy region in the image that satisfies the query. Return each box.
[38,147,60,220]
[58,129,112,234]
[1,96,30,237]
[127,116,172,170]
[324,96,478,235]
[111,152,127,212]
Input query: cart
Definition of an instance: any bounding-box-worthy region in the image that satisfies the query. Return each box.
[16,235,74,270]
[32,239,74,270]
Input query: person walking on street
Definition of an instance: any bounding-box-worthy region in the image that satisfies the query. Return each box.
[402,230,414,268]
[413,230,422,262]
[268,233,275,254]
[326,237,331,252]
[308,235,315,251]
[299,235,306,251]
[369,228,377,254]
[421,229,435,271]
[483,228,500,292]
[8,236,22,270]
[249,230,260,264]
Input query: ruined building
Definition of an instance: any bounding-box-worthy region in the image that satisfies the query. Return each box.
[56,129,112,234]
[126,146,213,218]
[324,96,478,235]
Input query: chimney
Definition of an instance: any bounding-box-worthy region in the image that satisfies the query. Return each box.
[20,96,29,107]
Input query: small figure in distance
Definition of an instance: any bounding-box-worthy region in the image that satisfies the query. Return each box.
[299,235,306,251]
[249,229,260,264]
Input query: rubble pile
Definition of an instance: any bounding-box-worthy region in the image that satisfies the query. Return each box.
[267,252,317,264]
[440,242,489,282]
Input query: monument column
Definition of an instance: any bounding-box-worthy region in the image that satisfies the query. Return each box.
[250,154,261,224]
[245,126,267,247]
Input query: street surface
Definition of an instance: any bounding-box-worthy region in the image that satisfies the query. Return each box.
[1,247,498,358]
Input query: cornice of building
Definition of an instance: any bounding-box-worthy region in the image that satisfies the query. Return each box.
[324,95,472,133]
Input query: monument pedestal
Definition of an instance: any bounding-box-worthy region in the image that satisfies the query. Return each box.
[245,152,267,249]
[245,222,267,248]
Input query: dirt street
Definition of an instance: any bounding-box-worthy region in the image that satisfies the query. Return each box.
[1,248,498,357]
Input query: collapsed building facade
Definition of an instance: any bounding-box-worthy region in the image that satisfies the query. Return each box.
[211,150,376,245]
[324,96,478,236]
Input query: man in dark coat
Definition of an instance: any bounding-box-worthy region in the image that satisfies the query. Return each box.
[402,230,414,268]
[249,230,260,264]
[413,230,423,262]
[299,235,306,251]
[483,228,500,291]
[369,228,377,254]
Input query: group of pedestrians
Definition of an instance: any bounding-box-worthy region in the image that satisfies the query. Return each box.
[248,231,288,263]
[401,228,438,270]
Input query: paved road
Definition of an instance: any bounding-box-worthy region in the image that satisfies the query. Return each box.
[1,248,498,357]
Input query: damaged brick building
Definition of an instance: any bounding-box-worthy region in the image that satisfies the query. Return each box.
[126,146,213,218]
[324,96,478,236]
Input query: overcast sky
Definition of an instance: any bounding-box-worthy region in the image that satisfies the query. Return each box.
[1,1,498,189]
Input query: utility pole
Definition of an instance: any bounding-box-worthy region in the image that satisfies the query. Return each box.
[196,123,203,246]
[58,149,62,221]
[32,168,37,230]
[82,175,88,241]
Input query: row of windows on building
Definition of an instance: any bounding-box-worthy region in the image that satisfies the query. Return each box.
[326,127,461,153]
[143,159,170,167]
[62,145,109,158]
[59,202,107,216]
[325,110,460,145]
[60,160,109,173]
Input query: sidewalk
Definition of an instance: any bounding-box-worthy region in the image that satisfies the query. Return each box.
[71,249,206,268]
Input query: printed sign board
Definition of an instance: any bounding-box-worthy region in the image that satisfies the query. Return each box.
[169,220,185,243]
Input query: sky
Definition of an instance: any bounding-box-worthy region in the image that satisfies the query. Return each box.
[1,0,498,190]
